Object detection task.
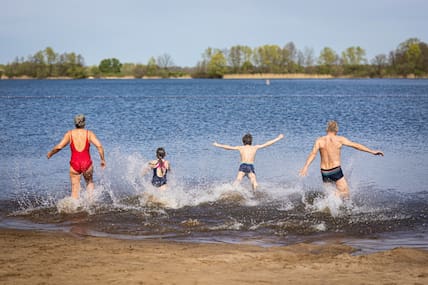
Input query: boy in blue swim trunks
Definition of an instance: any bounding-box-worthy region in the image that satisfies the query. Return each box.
[299,121,383,199]
[213,133,284,191]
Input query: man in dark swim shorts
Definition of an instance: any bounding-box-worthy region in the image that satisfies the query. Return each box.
[300,121,383,199]
[321,166,344,183]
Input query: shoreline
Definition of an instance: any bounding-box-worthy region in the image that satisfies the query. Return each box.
[1,228,427,284]
[2,74,428,80]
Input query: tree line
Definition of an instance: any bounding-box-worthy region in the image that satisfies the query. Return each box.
[0,38,427,79]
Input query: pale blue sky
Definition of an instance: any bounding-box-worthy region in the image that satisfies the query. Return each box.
[1,0,427,66]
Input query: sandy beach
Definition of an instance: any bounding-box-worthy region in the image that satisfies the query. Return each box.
[0,228,427,285]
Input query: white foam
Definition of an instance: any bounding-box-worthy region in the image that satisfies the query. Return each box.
[306,186,344,217]
[313,222,327,232]
[56,197,81,214]
[44,149,396,215]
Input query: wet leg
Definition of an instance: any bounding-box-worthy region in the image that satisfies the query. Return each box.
[233,171,246,188]
[83,165,94,199]
[335,177,349,199]
[69,167,81,199]
[248,173,258,191]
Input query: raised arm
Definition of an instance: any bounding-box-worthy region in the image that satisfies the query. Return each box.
[47,131,71,159]
[212,142,240,150]
[89,131,106,168]
[299,139,320,176]
[257,134,284,149]
[340,137,384,156]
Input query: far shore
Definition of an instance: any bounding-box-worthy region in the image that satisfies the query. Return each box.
[0,228,427,285]
[223,73,333,79]
[1,73,427,80]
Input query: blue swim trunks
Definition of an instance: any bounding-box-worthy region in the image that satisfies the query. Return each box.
[239,163,255,175]
[321,166,344,183]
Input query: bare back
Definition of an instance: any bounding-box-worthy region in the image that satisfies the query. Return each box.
[238,145,259,164]
[318,134,344,169]
[70,129,89,151]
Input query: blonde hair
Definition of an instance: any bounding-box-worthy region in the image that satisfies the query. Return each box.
[326,120,338,133]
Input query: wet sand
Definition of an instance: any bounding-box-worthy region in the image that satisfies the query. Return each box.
[1,228,427,285]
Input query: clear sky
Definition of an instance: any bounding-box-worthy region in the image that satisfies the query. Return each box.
[1,0,427,66]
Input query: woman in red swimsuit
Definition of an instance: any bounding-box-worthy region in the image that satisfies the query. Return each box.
[47,114,106,199]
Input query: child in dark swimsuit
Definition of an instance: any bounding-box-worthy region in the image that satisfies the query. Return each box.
[146,148,170,190]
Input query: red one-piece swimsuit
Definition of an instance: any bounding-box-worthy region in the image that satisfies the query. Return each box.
[70,131,93,174]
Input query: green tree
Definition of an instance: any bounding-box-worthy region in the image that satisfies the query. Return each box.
[99,58,122,74]
[207,50,227,78]
[193,47,216,78]
[253,45,282,73]
[146,57,158,76]
[318,47,338,74]
[44,47,57,76]
[31,50,48,78]
[0,64,5,78]
[341,46,367,65]
[88,66,101,78]
[227,45,252,73]
[418,42,428,74]
[227,45,242,73]
[341,46,368,76]
[392,38,423,75]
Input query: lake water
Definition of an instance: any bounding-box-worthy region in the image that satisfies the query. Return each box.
[0,79,427,252]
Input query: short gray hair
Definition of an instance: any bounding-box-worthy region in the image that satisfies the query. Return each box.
[74,114,86,128]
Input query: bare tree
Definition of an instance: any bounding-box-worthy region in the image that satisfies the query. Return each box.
[157,53,174,70]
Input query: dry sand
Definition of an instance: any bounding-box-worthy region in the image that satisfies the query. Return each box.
[223,73,334,79]
[1,228,427,285]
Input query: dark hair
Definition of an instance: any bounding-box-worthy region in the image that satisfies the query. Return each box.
[156,147,166,159]
[156,147,167,174]
[242,133,252,145]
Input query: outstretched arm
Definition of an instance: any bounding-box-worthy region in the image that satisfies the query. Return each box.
[257,134,284,149]
[47,131,71,159]
[89,131,106,169]
[142,164,152,176]
[341,137,384,156]
[212,142,240,150]
[299,140,320,176]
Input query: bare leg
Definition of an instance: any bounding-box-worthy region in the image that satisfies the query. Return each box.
[82,165,94,200]
[158,184,168,191]
[335,177,350,199]
[69,167,81,199]
[233,171,246,188]
[248,173,258,192]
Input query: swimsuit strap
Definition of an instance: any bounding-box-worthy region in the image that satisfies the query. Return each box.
[156,159,167,175]
[70,131,76,150]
